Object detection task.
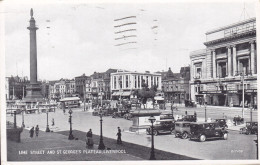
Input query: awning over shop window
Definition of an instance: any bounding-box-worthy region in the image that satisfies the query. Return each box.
[121,91,131,96]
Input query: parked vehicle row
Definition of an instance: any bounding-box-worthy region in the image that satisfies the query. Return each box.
[146,118,230,142]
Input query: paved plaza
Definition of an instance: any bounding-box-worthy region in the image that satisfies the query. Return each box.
[6,105,258,160]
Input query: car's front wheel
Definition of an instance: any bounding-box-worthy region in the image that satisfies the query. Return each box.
[182,132,188,139]
[154,130,158,136]
[223,133,228,140]
[199,135,206,142]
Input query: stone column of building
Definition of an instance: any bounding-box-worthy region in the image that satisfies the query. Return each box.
[227,46,232,77]
[250,40,255,74]
[212,50,216,78]
[232,45,237,76]
[190,61,194,80]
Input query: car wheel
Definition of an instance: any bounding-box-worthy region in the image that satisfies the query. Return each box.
[199,135,206,142]
[223,133,228,140]
[154,130,158,136]
[182,132,188,139]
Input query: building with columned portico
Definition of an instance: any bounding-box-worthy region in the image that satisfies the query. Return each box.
[110,70,162,99]
[190,18,257,108]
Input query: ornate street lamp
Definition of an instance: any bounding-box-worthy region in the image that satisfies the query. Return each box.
[13,110,17,129]
[68,108,74,140]
[21,106,25,128]
[98,110,105,150]
[148,115,156,160]
[45,107,50,132]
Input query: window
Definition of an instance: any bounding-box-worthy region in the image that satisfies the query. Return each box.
[218,62,227,78]
[126,75,129,88]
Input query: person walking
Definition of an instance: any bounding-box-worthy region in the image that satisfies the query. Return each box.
[116,127,122,144]
[35,125,39,137]
[52,118,55,126]
[86,129,93,148]
[29,127,34,138]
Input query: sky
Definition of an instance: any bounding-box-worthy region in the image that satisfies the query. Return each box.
[4,0,256,81]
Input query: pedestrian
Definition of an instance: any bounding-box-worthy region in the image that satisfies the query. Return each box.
[86,129,93,148]
[35,125,39,137]
[116,127,122,144]
[52,118,55,126]
[29,127,34,138]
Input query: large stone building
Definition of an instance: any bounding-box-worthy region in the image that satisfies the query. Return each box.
[5,76,30,100]
[75,74,89,99]
[162,67,190,104]
[110,70,162,99]
[190,18,257,107]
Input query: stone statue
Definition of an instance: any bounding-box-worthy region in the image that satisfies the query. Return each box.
[30,8,33,17]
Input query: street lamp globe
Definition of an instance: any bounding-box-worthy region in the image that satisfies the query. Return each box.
[148,115,156,124]
[69,109,73,115]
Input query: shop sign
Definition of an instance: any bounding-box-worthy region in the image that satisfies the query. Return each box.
[201,91,222,94]
[245,89,257,93]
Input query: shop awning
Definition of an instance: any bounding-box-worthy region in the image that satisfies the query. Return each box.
[122,91,131,96]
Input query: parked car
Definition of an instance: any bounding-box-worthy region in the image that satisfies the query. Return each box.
[190,122,228,142]
[178,115,197,122]
[240,122,258,135]
[146,119,175,136]
[215,119,228,129]
[174,121,192,139]
[185,100,197,107]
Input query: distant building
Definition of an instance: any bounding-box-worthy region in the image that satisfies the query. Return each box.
[110,70,162,99]
[190,18,257,107]
[6,76,30,100]
[162,67,190,103]
[75,74,89,99]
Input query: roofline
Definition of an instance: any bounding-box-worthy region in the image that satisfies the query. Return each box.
[111,71,161,76]
[206,17,256,35]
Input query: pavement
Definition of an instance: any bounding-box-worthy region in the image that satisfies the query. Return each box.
[7,126,196,161]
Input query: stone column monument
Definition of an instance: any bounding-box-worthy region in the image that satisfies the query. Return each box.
[23,9,44,103]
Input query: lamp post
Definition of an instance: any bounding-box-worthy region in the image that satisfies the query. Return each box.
[204,102,207,122]
[68,108,74,140]
[148,115,156,160]
[98,110,105,150]
[236,71,245,118]
[45,107,50,132]
[22,106,25,128]
[13,110,17,129]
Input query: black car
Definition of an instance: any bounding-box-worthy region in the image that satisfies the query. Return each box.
[215,119,228,129]
[146,119,175,136]
[240,122,258,135]
[190,122,228,142]
[178,115,197,122]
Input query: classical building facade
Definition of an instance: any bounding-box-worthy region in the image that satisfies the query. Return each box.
[110,70,162,99]
[190,18,257,107]
[6,76,30,100]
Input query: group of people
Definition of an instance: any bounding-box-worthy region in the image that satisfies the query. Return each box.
[85,127,123,148]
[29,125,39,138]
[28,118,55,138]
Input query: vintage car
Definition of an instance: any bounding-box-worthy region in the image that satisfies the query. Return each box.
[178,115,197,122]
[123,113,133,120]
[190,122,228,142]
[215,119,228,129]
[240,122,258,135]
[185,100,197,107]
[174,121,192,139]
[146,119,175,136]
